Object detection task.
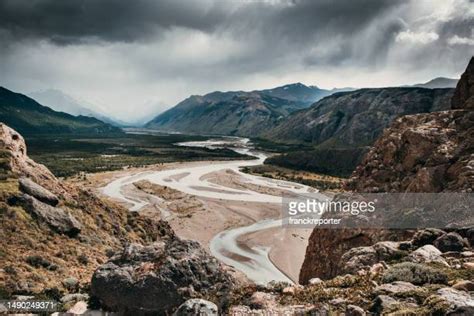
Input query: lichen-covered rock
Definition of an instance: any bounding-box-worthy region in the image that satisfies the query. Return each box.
[433,287,474,314]
[90,239,234,314]
[0,123,71,198]
[14,194,82,237]
[173,299,218,316]
[370,295,400,314]
[340,241,407,274]
[341,246,378,274]
[345,304,366,316]
[375,281,419,295]
[299,228,410,283]
[406,245,449,266]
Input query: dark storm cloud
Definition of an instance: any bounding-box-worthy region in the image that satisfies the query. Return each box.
[0,0,406,46]
[0,0,228,44]
[1,0,473,122]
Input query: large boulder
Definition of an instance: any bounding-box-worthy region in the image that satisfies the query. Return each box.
[19,177,59,206]
[406,245,449,266]
[411,228,446,247]
[340,241,406,274]
[433,232,467,253]
[375,281,419,295]
[91,239,234,314]
[341,246,378,274]
[429,287,474,314]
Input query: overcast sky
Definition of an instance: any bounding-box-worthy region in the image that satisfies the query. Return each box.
[0,0,473,122]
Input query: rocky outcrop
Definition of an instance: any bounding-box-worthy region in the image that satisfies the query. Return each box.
[0,123,71,198]
[432,287,474,314]
[346,57,474,193]
[452,57,474,110]
[345,109,473,192]
[300,57,474,284]
[13,194,82,237]
[91,239,234,314]
[299,229,411,282]
[0,123,172,298]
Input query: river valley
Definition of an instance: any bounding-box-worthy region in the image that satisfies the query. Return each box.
[97,137,317,284]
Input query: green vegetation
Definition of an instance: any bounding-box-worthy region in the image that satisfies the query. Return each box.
[264,147,368,178]
[241,164,342,191]
[381,262,448,285]
[26,133,251,177]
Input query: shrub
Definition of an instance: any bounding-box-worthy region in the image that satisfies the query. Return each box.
[382,262,448,285]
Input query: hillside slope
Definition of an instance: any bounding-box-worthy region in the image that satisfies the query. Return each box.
[265,87,454,147]
[0,87,121,135]
[0,123,167,296]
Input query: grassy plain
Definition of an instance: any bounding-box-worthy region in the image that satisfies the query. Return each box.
[25,133,250,178]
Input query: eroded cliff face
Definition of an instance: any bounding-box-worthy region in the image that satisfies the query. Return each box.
[299,57,474,284]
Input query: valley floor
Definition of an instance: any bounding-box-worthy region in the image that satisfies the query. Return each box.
[71,158,316,283]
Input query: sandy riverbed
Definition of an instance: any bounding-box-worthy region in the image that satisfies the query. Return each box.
[72,146,315,284]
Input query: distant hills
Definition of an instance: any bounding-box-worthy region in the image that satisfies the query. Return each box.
[0,87,122,135]
[264,87,454,147]
[145,83,351,136]
[262,87,454,176]
[144,80,455,177]
[28,89,127,127]
[411,77,458,89]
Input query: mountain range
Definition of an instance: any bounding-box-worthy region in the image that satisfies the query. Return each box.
[145,83,352,135]
[263,87,454,176]
[0,87,121,135]
[264,87,453,147]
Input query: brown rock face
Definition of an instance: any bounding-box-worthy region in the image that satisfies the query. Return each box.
[299,229,410,282]
[452,57,474,110]
[299,56,474,284]
[346,56,474,193]
[345,110,473,193]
